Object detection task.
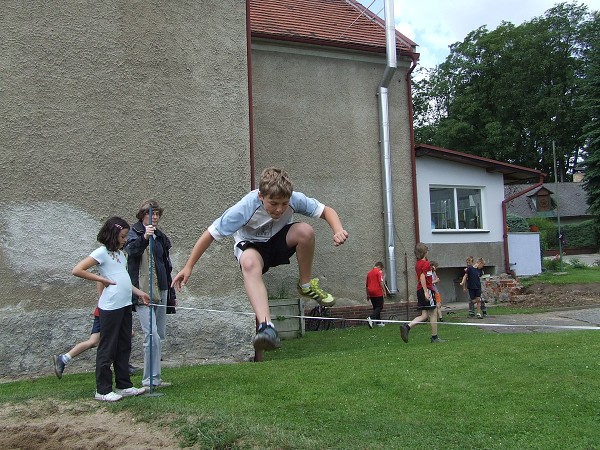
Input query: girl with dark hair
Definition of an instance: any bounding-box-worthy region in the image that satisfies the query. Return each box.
[72,216,150,402]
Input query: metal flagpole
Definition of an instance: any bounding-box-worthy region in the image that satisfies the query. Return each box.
[553,141,563,271]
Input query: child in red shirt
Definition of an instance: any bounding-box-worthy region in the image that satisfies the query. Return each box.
[366,262,386,328]
[400,243,445,344]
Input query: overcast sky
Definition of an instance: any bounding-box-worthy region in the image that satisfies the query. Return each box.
[357,0,600,69]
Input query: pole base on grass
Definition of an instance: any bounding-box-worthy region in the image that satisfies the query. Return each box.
[144,391,164,398]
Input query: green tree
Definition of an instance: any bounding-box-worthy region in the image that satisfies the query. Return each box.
[581,12,600,221]
[412,3,597,181]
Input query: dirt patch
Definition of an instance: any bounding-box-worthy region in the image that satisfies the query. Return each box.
[0,399,181,450]
[510,282,600,309]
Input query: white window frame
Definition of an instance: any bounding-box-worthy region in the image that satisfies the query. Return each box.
[429,185,486,232]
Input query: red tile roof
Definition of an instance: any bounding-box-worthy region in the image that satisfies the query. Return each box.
[249,0,417,56]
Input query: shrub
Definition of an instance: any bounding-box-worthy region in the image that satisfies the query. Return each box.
[507,213,529,232]
[568,258,588,269]
[527,217,555,252]
[527,217,555,231]
[559,220,598,249]
[543,257,562,271]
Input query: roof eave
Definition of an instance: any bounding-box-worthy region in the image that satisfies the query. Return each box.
[415,143,546,184]
[251,32,418,57]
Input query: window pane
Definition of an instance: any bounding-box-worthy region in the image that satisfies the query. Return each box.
[457,188,482,229]
[430,188,456,229]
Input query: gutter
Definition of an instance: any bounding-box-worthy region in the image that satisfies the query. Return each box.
[377,0,398,293]
[406,55,419,244]
[501,174,545,274]
[246,0,256,189]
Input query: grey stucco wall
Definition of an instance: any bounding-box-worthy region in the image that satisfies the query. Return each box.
[0,0,255,378]
[251,42,417,305]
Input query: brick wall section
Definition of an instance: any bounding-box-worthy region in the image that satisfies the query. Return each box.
[482,275,523,303]
[304,302,420,328]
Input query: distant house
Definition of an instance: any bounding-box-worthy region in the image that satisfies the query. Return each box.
[505,182,592,225]
[415,144,543,300]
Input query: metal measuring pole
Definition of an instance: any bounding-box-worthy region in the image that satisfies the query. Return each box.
[146,206,163,397]
[148,206,155,394]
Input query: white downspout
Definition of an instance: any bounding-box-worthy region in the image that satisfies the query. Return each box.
[378,0,398,293]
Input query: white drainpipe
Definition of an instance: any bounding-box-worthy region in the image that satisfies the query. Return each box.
[377,0,398,293]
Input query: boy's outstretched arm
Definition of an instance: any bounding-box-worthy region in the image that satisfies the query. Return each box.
[320,206,348,246]
[171,229,215,290]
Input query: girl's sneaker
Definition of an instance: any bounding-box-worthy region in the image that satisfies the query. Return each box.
[253,322,282,351]
[95,391,123,402]
[297,278,335,306]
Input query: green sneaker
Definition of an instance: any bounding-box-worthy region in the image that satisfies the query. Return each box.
[297,278,335,306]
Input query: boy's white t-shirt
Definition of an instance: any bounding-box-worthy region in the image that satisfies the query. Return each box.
[208,189,325,259]
[90,246,133,311]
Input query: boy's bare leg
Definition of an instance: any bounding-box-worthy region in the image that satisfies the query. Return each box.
[287,222,315,285]
[408,309,428,328]
[239,248,270,322]
[430,311,438,335]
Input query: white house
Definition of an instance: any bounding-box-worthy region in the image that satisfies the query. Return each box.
[414,144,544,301]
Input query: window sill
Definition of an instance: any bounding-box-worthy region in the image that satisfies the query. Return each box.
[431,229,490,234]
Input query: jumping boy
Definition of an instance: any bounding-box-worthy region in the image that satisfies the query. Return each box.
[171,167,349,351]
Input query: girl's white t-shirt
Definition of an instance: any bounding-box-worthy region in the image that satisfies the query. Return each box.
[90,246,133,311]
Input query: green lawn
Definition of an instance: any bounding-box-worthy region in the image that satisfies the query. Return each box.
[521,263,600,286]
[2,319,599,449]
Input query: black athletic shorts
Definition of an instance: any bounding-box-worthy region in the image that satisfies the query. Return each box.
[468,288,482,300]
[236,223,297,274]
[416,287,436,310]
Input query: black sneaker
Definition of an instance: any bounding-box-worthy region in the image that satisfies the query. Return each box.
[52,355,65,379]
[431,336,447,343]
[400,324,410,343]
[253,322,282,351]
